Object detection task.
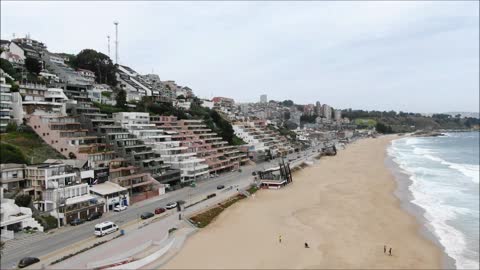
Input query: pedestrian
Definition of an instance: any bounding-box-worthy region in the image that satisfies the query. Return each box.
[279,235,282,243]
[304,242,309,248]
[384,245,386,254]
[389,247,392,256]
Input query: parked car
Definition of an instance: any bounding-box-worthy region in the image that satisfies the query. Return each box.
[113,205,127,212]
[69,218,84,226]
[216,185,225,190]
[141,212,154,219]
[18,257,40,268]
[87,212,102,221]
[252,171,257,176]
[165,202,177,209]
[155,207,166,214]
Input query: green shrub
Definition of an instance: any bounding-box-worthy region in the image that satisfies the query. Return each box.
[14,194,31,207]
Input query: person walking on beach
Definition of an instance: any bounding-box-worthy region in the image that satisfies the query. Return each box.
[389,247,392,256]
[304,242,309,248]
[384,245,386,254]
[279,235,282,243]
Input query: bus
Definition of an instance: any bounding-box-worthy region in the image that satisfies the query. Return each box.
[94,221,118,237]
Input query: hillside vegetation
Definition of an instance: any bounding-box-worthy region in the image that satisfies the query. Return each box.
[342,110,479,133]
[0,127,64,164]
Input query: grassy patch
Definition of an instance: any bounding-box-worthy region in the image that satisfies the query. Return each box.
[246,185,259,194]
[0,130,64,164]
[92,102,125,114]
[189,194,246,228]
[354,118,377,128]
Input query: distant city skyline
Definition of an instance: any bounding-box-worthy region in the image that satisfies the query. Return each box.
[1,1,479,113]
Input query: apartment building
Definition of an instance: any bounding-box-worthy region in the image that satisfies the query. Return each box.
[233,120,294,160]
[114,112,209,184]
[150,116,249,175]
[25,162,104,225]
[0,164,27,192]
[0,76,12,132]
[97,123,180,193]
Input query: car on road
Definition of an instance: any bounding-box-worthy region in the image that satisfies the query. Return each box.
[69,218,84,226]
[87,212,102,221]
[141,212,154,219]
[113,205,127,212]
[165,202,177,209]
[155,207,166,214]
[252,171,257,176]
[18,257,40,268]
[217,185,225,190]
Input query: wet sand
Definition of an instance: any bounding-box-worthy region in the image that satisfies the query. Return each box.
[163,136,443,269]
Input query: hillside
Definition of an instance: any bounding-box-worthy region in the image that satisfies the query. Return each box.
[0,127,64,164]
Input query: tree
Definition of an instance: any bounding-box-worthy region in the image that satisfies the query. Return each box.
[115,89,127,109]
[73,49,117,86]
[15,194,32,207]
[281,100,294,107]
[25,57,42,74]
[0,59,17,78]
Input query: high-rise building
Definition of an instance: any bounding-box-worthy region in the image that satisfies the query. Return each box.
[334,109,342,121]
[315,101,322,116]
[260,94,267,103]
[322,104,332,120]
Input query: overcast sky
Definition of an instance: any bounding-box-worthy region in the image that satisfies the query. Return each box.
[1,1,479,113]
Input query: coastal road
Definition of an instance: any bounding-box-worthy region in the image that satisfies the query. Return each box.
[1,147,321,269]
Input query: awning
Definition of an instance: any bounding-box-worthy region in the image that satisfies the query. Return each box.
[89,181,127,196]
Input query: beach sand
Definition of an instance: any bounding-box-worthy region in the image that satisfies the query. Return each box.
[163,136,443,269]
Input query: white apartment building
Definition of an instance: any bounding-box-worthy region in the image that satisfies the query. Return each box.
[0,76,12,132]
[26,163,98,226]
[113,112,209,182]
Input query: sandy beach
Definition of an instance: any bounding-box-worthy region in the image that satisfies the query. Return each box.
[163,136,443,269]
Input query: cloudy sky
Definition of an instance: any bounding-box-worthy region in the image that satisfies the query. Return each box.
[1,1,479,113]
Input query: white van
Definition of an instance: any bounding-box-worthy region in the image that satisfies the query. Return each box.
[94,221,118,237]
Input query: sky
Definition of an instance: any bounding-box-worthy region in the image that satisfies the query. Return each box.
[1,1,479,113]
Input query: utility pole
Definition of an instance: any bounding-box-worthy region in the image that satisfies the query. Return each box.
[114,21,119,64]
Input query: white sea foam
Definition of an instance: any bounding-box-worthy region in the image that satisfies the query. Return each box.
[388,139,480,269]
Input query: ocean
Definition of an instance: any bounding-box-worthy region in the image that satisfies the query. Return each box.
[388,132,479,269]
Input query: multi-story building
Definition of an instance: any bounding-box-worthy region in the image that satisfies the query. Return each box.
[233,120,294,160]
[260,94,267,103]
[150,116,249,175]
[114,112,209,184]
[97,123,181,191]
[0,76,12,132]
[25,162,104,226]
[0,164,27,192]
[77,69,96,84]
[303,104,315,116]
[13,84,69,120]
[322,104,333,120]
[116,65,153,102]
[334,109,342,121]
[315,101,322,116]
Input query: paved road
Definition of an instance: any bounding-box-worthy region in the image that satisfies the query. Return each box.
[1,147,321,269]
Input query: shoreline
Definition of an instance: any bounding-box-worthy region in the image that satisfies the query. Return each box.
[163,136,443,269]
[385,139,456,269]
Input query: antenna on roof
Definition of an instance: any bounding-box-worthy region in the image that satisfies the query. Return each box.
[107,35,111,58]
[114,21,119,64]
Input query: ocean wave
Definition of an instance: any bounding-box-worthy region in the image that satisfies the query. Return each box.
[409,175,479,269]
[388,141,480,269]
[420,153,479,184]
